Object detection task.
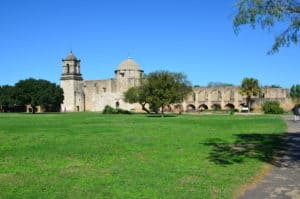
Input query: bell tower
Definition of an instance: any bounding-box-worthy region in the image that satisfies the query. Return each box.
[61,51,83,81]
[60,51,83,112]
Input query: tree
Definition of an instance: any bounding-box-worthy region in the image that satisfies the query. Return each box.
[270,84,282,88]
[15,78,64,113]
[147,71,193,115]
[239,77,261,112]
[290,84,300,102]
[207,82,234,87]
[234,0,300,54]
[262,101,284,114]
[124,71,192,115]
[0,85,18,112]
[124,86,150,113]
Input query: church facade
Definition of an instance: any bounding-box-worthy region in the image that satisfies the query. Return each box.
[60,52,143,112]
[60,52,294,112]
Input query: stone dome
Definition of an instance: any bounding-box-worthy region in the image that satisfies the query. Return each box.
[117,57,141,71]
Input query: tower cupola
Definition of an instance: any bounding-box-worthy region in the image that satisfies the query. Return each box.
[61,51,83,80]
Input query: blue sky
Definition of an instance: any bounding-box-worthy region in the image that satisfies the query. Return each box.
[0,0,299,88]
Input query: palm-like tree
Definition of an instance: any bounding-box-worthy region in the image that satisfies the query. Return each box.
[290,84,300,103]
[240,78,261,112]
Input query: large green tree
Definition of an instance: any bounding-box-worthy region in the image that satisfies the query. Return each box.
[15,78,64,113]
[0,85,18,112]
[239,77,261,112]
[124,71,192,115]
[234,0,300,53]
[290,84,300,102]
[124,85,150,114]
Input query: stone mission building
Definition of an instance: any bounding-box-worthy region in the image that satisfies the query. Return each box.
[61,52,294,112]
[61,52,143,112]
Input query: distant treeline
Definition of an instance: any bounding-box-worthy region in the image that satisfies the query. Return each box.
[0,78,64,113]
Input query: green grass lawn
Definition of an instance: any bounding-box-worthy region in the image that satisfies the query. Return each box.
[0,113,286,199]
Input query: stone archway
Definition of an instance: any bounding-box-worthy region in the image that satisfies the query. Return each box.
[225,103,235,109]
[186,104,196,112]
[174,104,183,113]
[198,104,208,111]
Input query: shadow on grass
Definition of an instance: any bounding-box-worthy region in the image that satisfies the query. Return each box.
[203,133,286,165]
[147,114,178,118]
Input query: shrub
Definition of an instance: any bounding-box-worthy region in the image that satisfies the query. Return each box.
[102,105,131,114]
[262,101,284,114]
[116,108,131,114]
[102,105,115,114]
[211,104,221,111]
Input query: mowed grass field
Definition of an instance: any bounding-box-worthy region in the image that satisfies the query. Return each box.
[0,113,286,199]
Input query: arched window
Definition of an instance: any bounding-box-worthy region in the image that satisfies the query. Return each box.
[66,64,70,73]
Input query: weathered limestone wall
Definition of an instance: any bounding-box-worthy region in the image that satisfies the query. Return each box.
[182,86,294,112]
[183,87,243,110]
[74,79,141,112]
[61,79,83,112]
[115,70,142,93]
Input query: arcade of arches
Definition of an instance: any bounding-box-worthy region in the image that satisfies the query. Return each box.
[180,87,293,112]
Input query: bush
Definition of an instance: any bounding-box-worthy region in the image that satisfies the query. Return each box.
[211,104,221,111]
[102,105,115,114]
[102,105,131,114]
[262,101,284,114]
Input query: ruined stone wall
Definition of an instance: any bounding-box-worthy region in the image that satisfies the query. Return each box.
[182,86,294,112]
[79,79,141,112]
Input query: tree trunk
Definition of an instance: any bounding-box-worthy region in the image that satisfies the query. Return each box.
[161,104,164,116]
[247,96,251,113]
[141,103,150,114]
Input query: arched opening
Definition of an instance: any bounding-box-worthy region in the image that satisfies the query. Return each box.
[66,64,70,73]
[211,104,221,111]
[225,103,235,109]
[163,105,172,112]
[174,104,183,113]
[198,104,208,111]
[186,104,196,112]
[115,101,120,108]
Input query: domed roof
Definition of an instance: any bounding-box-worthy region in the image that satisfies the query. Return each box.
[117,57,141,71]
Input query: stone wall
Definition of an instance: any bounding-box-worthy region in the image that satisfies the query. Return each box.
[60,53,294,113]
[182,86,294,112]
[61,79,83,112]
[66,79,142,112]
